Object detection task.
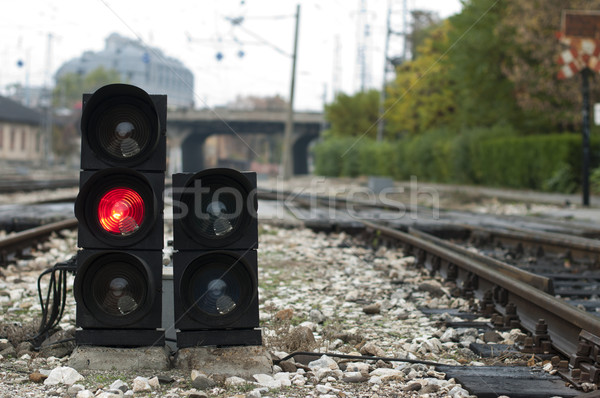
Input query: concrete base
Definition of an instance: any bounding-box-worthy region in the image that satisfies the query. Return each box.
[175,345,272,378]
[68,346,170,371]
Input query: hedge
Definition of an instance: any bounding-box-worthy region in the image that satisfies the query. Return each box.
[312,128,600,193]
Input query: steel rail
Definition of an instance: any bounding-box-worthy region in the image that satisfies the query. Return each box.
[461,223,600,261]
[0,218,78,265]
[408,227,554,294]
[362,220,600,360]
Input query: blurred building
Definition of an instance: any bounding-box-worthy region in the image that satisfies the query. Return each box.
[55,33,195,108]
[0,96,44,163]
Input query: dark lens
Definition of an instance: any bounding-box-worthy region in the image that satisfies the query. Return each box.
[184,253,253,317]
[90,259,147,316]
[181,175,247,241]
[94,103,152,161]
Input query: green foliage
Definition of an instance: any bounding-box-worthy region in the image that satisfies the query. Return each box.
[313,130,599,194]
[324,90,380,139]
[386,20,455,136]
[400,128,455,182]
[313,138,396,178]
[53,66,123,109]
[544,163,578,194]
[313,138,347,176]
[450,124,518,183]
[473,134,590,190]
[591,167,600,194]
[445,0,522,129]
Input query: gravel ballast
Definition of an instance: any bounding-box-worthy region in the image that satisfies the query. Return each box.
[0,220,553,397]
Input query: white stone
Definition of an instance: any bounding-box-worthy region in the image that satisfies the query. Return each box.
[368,375,382,384]
[369,368,403,381]
[225,376,248,386]
[343,371,364,382]
[440,328,458,343]
[252,373,281,389]
[273,372,292,387]
[315,367,342,381]
[316,384,331,394]
[292,377,306,386]
[132,376,152,392]
[344,362,370,376]
[109,379,128,392]
[307,355,338,370]
[44,366,84,385]
[148,376,160,390]
[76,391,95,398]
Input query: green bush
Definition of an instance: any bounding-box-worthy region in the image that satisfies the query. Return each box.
[591,167,600,194]
[313,137,346,176]
[474,134,597,190]
[543,163,578,193]
[313,129,599,194]
[452,124,518,183]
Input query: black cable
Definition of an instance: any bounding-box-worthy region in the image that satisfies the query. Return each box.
[31,256,76,348]
[273,351,461,368]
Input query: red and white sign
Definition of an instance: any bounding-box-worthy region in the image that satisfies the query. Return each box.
[556,10,600,79]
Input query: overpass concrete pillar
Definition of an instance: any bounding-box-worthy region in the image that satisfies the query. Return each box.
[292,131,320,175]
[181,133,207,172]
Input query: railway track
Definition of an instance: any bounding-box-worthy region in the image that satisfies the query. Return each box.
[3,187,600,394]
[0,178,78,194]
[0,218,78,266]
[259,190,600,393]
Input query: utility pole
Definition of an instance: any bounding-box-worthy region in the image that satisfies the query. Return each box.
[44,33,54,165]
[582,68,591,206]
[376,0,392,142]
[281,4,300,181]
[402,0,408,62]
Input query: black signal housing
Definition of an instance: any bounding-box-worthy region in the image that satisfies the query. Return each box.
[74,84,166,347]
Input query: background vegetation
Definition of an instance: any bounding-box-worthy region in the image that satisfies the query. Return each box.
[314,0,600,193]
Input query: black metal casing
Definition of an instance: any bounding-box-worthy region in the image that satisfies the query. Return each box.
[173,250,260,329]
[80,86,167,171]
[172,169,261,347]
[74,249,163,329]
[74,84,166,347]
[75,169,164,250]
[172,169,258,250]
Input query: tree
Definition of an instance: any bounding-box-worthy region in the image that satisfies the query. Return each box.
[324,90,380,138]
[499,0,600,132]
[385,20,456,135]
[53,67,122,109]
[408,10,442,60]
[445,0,522,129]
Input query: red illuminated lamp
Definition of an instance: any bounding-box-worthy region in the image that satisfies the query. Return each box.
[97,188,145,235]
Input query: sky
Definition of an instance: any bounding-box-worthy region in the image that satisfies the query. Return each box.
[1,0,462,111]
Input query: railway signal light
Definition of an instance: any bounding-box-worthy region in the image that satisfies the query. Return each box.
[73,84,166,346]
[172,168,261,347]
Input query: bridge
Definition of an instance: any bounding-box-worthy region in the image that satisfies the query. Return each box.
[166,109,325,174]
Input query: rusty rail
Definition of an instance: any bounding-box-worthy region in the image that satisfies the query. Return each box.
[362,220,600,387]
[0,218,78,266]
